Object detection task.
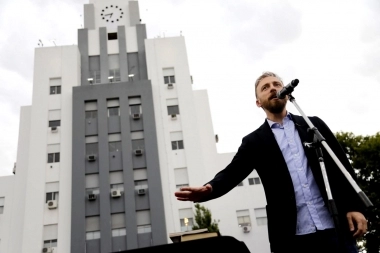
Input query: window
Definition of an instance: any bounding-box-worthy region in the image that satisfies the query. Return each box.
[254,208,268,226]
[237,181,243,187]
[85,111,98,119]
[0,197,4,214]
[50,86,61,95]
[86,216,100,240]
[108,32,118,40]
[43,224,58,247]
[137,225,151,234]
[180,218,194,232]
[86,231,101,240]
[109,141,122,152]
[174,168,189,188]
[179,208,193,232]
[248,177,261,185]
[112,213,126,237]
[167,105,180,115]
[43,239,57,248]
[109,69,121,82]
[46,192,59,203]
[108,107,120,117]
[111,183,124,192]
[47,153,60,163]
[164,75,175,84]
[236,210,251,226]
[171,140,184,150]
[49,120,60,127]
[112,228,126,237]
[89,70,101,84]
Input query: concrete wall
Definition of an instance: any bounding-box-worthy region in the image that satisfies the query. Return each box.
[20,45,79,253]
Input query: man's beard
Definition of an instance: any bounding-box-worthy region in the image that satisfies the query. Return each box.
[261,98,287,114]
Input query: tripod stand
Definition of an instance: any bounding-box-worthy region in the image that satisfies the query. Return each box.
[288,93,373,252]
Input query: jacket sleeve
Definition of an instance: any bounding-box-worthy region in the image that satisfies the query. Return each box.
[198,135,256,202]
[313,116,366,215]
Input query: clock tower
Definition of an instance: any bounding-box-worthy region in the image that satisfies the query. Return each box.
[72,1,167,252]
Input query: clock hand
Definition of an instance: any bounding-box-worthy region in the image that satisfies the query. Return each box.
[104,13,112,17]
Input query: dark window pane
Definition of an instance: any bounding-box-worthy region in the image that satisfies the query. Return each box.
[130,105,140,114]
[178,140,184,149]
[51,239,58,247]
[109,107,119,116]
[170,76,175,83]
[171,141,177,150]
[108,32,118,40]
[49,120,61,127]
[248,178,254,185]
[167,105,179,115]
[95,71,101,83]
[48,153,54,163]
[86,143,98,155]
[57,86,61,94]
[114,69,121,82]
[55,153,60,163]
[109,141,122,152]
[254,178,261,184]
[50,86,56,94]
[86,111,97,119]
[164,76,169,84]
[46,192,53,202]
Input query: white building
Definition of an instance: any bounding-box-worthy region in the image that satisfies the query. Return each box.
[0,0,270,252]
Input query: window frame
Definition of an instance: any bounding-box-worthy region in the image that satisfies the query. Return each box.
[47,153,60,163]
[50,86,61,95]
[171,140,184,150]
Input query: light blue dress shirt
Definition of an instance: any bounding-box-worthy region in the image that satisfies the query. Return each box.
[267,113,334,235]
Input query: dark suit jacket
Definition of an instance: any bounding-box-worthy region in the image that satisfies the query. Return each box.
[200,114,365,251]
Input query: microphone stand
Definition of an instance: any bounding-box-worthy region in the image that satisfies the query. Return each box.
[287,93,373,252]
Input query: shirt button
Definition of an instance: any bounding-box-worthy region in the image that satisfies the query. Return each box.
[307,201,312,205]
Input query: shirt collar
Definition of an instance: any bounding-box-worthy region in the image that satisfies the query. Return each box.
[266,112,292,128]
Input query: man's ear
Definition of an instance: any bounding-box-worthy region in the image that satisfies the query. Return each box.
[256,98,262,108]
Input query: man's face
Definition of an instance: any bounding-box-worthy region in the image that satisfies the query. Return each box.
[256,76,287,114]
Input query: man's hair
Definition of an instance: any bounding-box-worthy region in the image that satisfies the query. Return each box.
[254,71,283,98]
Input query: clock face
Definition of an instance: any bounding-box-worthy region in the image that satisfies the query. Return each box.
[100,5,124,23]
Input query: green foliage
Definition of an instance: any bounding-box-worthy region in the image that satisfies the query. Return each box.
[335,132,380,253]
[192,203,220,233]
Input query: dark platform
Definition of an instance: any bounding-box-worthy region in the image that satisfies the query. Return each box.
[114,236,250,253]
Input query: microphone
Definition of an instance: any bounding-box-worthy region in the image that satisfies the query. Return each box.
[277,79,299,99]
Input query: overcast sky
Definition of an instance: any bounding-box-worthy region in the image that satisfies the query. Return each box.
[0,0,379,176]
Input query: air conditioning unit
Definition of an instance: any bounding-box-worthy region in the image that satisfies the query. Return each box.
[88,193,97,201]
[137,188,146,195]
[170,114,177,120]
[51,126,58,133]
[132,113,140,120]
[87,155,96,162]
[167,83,174,89]
[134,149,143,156]
[242,225,251,233]
[47,200,58,209]
[111,189,121,198]
[42,247,53,253]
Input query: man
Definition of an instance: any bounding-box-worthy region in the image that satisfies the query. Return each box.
[175,72,367,253]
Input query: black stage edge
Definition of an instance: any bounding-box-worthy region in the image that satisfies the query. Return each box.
[114,236,250,253]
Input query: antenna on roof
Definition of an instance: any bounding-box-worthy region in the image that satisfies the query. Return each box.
[38,39,44,47]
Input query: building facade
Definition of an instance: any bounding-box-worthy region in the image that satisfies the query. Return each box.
[0,0,270,253]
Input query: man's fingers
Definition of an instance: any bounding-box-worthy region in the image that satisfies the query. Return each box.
[347,214,354,232]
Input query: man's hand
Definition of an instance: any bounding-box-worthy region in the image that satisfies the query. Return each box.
[347,211,367,238]
[174,184,213,202]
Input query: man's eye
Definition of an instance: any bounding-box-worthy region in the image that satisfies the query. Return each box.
[262,86,267,90]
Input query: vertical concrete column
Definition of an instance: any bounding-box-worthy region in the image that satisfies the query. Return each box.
[118,26,129,82]
[99,27,109,84]
[136,24,148,80]
[78,29,89,86]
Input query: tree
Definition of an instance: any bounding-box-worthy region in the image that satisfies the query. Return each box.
[335,132,380,253]
[192,203,220,233]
